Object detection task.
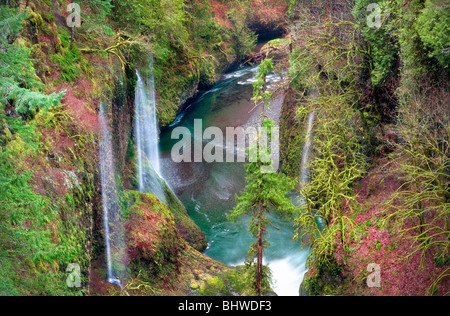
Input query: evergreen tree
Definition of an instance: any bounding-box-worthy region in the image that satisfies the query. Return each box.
[228,59,296,296]
[227,119,296,296]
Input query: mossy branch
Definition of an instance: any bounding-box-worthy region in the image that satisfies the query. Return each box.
[80,33,149,73]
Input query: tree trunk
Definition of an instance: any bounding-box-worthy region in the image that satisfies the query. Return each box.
[416,181,426,239]
[338,204,346,253]
[256,201,264,296]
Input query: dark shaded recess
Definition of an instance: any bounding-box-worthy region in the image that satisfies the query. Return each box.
[250,23,286,42]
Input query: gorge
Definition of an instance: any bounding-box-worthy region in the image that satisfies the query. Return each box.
[1,0,448,297]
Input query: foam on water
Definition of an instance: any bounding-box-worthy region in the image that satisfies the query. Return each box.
[268,255,309,296]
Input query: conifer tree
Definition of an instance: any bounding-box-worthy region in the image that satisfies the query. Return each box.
[228,59,296,296]
[228,118,296,296]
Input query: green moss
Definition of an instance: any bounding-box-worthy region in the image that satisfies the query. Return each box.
[197,276,225,296]
[28,7,44,28]
[155,62,200,127]
[129,154,207,251]
[302,259,344,296]
[189,280,200,290]
[268,38,289,46]
[163,180,207,252]
[197,267,249,296]
[279,86,304,178]
[124,191,186,281]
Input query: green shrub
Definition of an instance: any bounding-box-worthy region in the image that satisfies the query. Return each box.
[416,0,450,69]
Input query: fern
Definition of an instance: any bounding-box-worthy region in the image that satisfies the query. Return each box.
[0,5,65,116]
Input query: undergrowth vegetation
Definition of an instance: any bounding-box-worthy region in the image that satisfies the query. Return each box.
[288,0,449,295]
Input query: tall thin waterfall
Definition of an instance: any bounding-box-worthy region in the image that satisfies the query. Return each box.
[297,110,325,232]
[134,60,167,203]
[299,111,316,189]
[135,68,160,181]
[99,103,123,286]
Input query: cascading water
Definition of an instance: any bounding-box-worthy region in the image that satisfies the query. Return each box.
[296,109,325,233]
[134,59,167,203]
[299,111,316,189]
[99,103,123,287]
[135,69,160,179]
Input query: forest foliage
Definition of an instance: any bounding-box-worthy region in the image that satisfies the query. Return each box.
[110,0,264,125]
[0,6,65,117]
[289,0,449,295]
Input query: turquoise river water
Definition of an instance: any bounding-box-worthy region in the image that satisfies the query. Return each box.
[159,65,310,296]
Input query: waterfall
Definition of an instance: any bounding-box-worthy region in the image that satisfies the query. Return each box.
[135,68,160,182]
[99,103,123,287]
[134,59,167,203]
[297,110,325,232]
[299,111,316,189]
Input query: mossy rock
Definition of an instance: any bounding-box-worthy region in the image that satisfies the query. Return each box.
[300,260,344,296]
[136,157,207,252]
[268,38,290,46]
[125,191,186,277]
[123,191,242,296]
[189,280,200,290]
[196,269,246,296]
[260,38,290,61]
[28,6,44,28]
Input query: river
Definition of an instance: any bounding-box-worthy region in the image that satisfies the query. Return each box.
[159,64,310,296]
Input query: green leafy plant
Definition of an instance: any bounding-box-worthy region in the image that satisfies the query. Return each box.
[416,0,450,69]
[0,5,65,117]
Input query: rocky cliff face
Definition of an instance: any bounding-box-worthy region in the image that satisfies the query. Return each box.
[279,85,304,179]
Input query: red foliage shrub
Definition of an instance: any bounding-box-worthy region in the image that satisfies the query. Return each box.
[333,157,450,295]
[209,0,233,29]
